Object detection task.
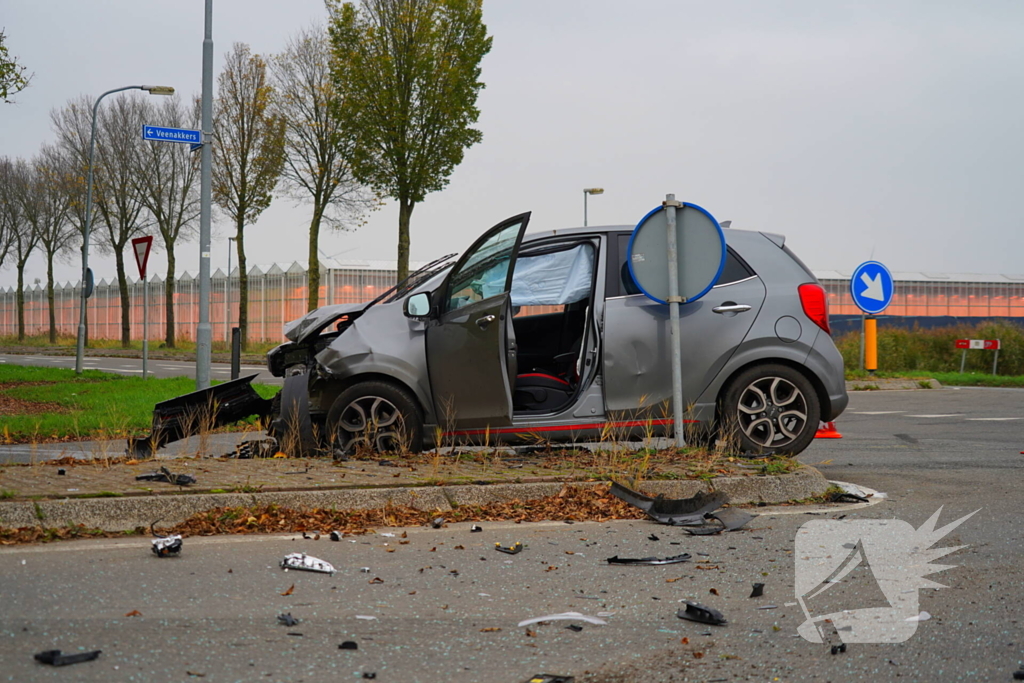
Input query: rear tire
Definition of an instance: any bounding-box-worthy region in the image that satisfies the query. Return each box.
[720,364,819,456]
[327,381,423,457]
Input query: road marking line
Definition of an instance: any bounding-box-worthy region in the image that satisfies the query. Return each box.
[908,414,963,418]
[965,417,1024,421]
[851,411,906,415]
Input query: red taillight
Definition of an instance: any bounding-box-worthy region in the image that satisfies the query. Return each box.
[798,283,830,335]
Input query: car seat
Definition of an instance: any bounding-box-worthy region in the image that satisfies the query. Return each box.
[513,372,574,412]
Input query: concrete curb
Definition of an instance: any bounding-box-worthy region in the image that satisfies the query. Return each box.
[0,467,829,532]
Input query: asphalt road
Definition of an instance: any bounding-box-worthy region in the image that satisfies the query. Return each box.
[1,387,1023,682]
[0,352,280,385]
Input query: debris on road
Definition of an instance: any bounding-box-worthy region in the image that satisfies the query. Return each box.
[496,542,525,555]
[431,517,446,529]
[339,641,358,650]
[280,584,294,596]
[647,533,660,541]
[606,553,691,566]
[564,624,583,632]
[135,466,196,486]
[329,531,342,541]
[471,525,483,532]
[610,482,728,526]
[677,600,727,626]
[686,508,757,535]
[151,534,183,558]
[1012,668,1024,681]
[280,553,335,574]
[830,643,848,655]
[525,676,575,683]
[905,611,931,622]
[33,649,102,666]
[518,612,607,627]
[124,610,142,617]
[277,613,300,626]
[749,583,765,598]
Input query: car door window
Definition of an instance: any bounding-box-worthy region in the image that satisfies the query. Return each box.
[445,219,525,313]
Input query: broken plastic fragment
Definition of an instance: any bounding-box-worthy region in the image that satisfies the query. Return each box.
[905,611,931,622]
[355,615,377,620]
[432,517,446,528]
[610,482,728,525]
[606,553,691,566]
[34,649,102,666]
[749,583,764,598]
[518,612,607,627]
[686,508,758,535]
[496,542,524,555]
[677,600,727,626]
[329,531,341,541]
[277,613,299,626]
[647,534,660,541]
[525,676,575,683]
[280,553,335,574]
[830,643,848,654]
[339,641,358,650]
[151,535,183,558]
[471,525,483,532]
[135,466,196,486]
[564,624,583,632]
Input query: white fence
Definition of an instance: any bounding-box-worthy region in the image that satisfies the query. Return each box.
[0,262,400,343]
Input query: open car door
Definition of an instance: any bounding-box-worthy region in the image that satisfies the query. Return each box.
[426,212,531,430]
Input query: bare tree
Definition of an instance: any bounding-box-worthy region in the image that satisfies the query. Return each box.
[135,95,201,347]
[50,96,100,347]
[1,158,39,341]
[28,145,76,343]
[92,93,151,348]
[213,43,286,349]
[0,157,18,280]
[272,25,374,311]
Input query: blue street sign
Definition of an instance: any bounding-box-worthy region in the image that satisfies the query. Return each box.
[142,125,201,144]
[850,260,894,314]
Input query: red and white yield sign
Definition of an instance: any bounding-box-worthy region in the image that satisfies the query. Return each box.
[131,235,154,279]
[955,339,1000,350]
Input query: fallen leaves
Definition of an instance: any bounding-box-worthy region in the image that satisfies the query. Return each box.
[280,585,294,596]
[125,610,142,617]
[480,627,501,632]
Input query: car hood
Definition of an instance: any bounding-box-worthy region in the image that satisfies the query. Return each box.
[284,302,368,343]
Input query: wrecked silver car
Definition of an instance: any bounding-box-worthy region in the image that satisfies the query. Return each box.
[131,211,847,458]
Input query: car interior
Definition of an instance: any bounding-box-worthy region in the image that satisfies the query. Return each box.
[509,241,597,414]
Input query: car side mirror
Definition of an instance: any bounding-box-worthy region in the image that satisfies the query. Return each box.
[404,292,432,318]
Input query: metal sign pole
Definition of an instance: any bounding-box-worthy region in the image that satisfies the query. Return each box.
[143,276,149,379]
[195,0,214,390]
[663,193,686,449]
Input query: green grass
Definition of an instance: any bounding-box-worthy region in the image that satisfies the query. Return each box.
[912,371,1024,388]
[1,365,279,443]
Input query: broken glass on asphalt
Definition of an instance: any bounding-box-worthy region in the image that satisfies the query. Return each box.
[280,553,335,574]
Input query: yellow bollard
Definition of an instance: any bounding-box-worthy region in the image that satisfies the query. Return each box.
[864,316,877,373]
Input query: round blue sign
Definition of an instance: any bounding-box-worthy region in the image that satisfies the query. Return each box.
[627,202,726,305]
[849,260,894,314]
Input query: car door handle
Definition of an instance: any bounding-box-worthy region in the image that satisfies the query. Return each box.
[476,314,496,329]
[712,303,752,314]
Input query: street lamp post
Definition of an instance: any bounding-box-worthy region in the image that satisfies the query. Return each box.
[75,84,174,375]
[583,187,604,227]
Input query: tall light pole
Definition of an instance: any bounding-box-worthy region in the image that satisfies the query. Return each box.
[74,84,174,375]
[583,187,604,227]
[196,0,214,389]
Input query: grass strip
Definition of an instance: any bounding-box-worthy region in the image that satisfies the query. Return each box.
[1,365,278,443]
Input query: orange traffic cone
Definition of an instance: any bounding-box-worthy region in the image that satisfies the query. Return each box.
[815,421,843,439]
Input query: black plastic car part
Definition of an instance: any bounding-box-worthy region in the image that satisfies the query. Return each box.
[610,482,728,526]
[34,650,102,666]
[126,374,272,458]
[677,600,727,626]
[606,553,691,565]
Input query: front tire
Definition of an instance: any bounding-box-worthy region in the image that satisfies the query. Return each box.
[720,364,819,456]
[327,381,423,457]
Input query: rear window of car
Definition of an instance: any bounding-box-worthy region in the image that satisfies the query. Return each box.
[610,232,755,298]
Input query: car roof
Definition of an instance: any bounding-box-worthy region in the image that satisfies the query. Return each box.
[524,224,783,248]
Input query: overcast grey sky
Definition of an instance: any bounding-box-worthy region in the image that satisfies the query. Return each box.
[2,0,1022,290]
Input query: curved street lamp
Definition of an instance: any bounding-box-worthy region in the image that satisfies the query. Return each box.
[75,84,175,375]
[583,187,604,227]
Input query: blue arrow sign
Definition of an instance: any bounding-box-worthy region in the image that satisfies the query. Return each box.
[850,260,894,314]
[142,125,201,144]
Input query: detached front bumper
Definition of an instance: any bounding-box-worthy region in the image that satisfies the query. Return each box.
[126,374,273,458]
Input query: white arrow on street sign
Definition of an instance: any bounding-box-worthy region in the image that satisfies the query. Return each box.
[859,272,885,300]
